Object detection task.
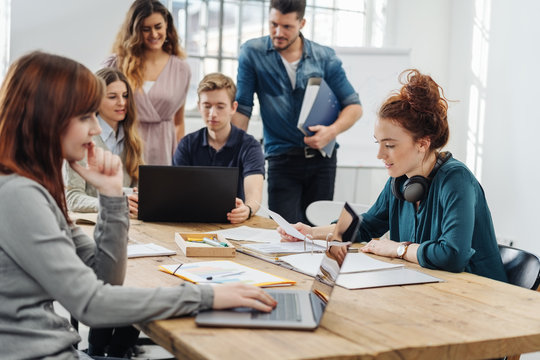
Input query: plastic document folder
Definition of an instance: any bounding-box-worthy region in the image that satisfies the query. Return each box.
[336,267,443,289]
[159,260,295,287]
[297,77,341,157]
[279,252,404,277]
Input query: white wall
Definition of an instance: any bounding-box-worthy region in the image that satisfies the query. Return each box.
[10,0,132,71]
[384,0,540,262]
[482,0,540,255]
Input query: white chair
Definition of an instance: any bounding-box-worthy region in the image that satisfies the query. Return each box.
[305,200,370,226]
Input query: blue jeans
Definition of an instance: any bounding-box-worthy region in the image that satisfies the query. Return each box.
[267,149,337,224]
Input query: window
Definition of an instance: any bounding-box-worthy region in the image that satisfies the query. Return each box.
[0,0,11,82]
[165,0,386,115]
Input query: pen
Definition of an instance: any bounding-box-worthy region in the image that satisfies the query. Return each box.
[206,271,245,281]
[172,263,183,275]
[202,237,228,247]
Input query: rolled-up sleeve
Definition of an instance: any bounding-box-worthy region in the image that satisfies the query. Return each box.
[323,50,361,108]
[235,44,256,118]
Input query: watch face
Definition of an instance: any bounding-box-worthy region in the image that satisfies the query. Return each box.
[397,244,406,257]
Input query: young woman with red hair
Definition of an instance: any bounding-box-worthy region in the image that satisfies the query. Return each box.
[0,52,275,359]
[280,69,507,282]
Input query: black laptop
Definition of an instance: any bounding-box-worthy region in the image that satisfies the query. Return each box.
[195,203,360,329]
[138,165,238,223]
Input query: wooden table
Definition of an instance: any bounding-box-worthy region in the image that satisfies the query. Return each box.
[111,216,540,360]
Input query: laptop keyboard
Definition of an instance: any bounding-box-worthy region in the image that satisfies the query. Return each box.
[251,292,302,322]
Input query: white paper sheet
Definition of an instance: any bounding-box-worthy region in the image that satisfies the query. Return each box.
[257,205,308,240]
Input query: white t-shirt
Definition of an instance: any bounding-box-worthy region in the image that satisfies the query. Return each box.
[280,55,300,89]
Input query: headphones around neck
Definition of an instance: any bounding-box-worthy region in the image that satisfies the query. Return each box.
[391,152,452,203]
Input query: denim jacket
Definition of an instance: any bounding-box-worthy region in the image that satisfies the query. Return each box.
[235,34,361,157]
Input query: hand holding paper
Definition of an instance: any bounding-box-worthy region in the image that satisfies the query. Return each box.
[258,205,309,240]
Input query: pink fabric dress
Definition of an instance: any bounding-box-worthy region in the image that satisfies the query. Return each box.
[103,55,190,165]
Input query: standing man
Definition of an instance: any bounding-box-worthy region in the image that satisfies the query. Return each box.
[233,0,363,224]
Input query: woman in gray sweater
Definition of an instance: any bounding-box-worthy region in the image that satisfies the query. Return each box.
[0,51,276,360]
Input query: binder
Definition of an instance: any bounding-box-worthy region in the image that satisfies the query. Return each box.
[297,77,341,157]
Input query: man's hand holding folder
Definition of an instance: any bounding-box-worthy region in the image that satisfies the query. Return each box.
[297,77,341,157]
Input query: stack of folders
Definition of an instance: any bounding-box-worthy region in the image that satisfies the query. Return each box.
[238,241,328,262]
[297,77,341,157]
[159,260,295,287]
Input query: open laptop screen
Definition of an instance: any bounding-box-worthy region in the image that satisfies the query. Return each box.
[310,202,360,323]
[138,165,239,223]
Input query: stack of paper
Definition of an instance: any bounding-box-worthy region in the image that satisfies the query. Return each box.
[240,241,327,258]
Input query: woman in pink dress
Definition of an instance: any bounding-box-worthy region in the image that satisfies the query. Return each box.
[105,0,190,165]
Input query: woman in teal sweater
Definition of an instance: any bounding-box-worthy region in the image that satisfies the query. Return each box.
[280,69,507,282]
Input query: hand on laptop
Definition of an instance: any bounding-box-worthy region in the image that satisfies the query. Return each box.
[212,283,277,312]
[227,198,250,224]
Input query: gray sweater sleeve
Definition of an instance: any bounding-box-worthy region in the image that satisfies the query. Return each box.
[0,177,214,329]
[65,160,99,212]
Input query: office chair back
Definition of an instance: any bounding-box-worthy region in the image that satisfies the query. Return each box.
[305,200,370,226]
[498,244,540,290]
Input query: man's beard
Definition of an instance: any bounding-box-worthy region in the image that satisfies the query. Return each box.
[272,33,299,52]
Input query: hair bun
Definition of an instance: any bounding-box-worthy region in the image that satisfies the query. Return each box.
[378,69,450,151]
[400,69,444,115]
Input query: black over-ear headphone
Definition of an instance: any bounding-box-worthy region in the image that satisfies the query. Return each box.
[391,152,452,203]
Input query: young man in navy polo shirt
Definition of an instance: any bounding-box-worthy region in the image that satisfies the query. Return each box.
[172,73,265,223]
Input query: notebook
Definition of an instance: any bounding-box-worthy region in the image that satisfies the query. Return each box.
[195,202,359,330]
[138,165,238,223]
[159,260,296,287]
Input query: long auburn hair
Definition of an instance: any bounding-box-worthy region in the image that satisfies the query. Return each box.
[0,51,103,221]
[95,68,144,183]
[113,0,186,90]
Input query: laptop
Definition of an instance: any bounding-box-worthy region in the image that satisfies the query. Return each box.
[195,202,361,330]
[138,165,238,223]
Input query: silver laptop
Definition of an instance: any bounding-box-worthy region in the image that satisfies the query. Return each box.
[195,202,360,330]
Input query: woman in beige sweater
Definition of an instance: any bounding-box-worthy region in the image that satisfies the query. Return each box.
[65,68,143,217]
